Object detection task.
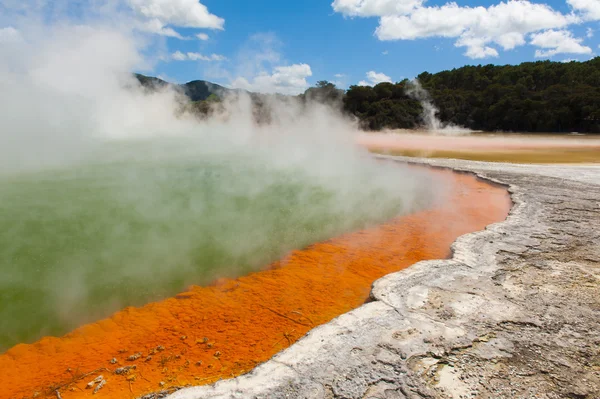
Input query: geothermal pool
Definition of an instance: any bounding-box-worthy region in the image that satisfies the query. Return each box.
[0,140,433,352]
[0,158,510,399]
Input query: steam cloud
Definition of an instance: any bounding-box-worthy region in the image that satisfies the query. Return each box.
[406,79,471,135]
[0,19,444,350]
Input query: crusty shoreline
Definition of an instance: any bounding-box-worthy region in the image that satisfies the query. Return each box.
[164,158,600,399]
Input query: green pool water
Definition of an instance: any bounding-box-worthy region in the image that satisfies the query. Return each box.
[0,139,431,352]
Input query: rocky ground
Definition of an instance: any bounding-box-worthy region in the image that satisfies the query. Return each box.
[165,158,600,399]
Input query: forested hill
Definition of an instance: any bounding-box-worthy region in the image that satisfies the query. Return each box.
[134,73,234,101]
[344,58,600,133]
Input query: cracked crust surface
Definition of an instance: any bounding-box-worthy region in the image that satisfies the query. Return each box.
[167,158,600,399]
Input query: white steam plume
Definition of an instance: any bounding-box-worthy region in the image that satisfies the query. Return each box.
[405,79,471,135]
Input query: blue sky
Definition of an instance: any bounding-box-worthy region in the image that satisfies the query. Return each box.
[1,0,598,93]
[147,0,599,92]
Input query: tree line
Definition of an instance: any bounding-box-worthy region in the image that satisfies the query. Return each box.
[339,57,600,133]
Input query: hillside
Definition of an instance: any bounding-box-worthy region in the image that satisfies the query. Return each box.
[345,57,600,133]
[134,73,233,102]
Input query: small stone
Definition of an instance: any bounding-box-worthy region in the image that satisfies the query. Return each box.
[115,365,136,375]
[93,379,106,394]
[86,375,104,389]
[109,358,118,364]
[127,352,142,361]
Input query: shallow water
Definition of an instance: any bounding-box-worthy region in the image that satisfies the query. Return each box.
[0,140,431,351]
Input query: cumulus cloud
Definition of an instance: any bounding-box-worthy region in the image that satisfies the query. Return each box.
[138,19,186,39]
[530,29,592,58]
[1,0,225,40]
[455,36,499,58]
[495,31,527,50]
[127,0,223,39]
[376,1,572,57]
[333,0,600,59]
[127,0,223,29]
[231,64,313,95]
[332,0,425,17]
[196,33,209,41]
[358,70,392,86]
[171,51,226,61]
[567,0,600,20]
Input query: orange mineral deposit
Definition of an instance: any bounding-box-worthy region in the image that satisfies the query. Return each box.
[0,167,510,399]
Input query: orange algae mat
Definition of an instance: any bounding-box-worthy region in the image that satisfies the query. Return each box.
[0,168,510,399]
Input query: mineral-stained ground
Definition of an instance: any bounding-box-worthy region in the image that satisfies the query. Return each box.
[169,158,600,399]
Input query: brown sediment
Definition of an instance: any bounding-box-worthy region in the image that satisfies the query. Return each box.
[0,167,510,399]
[358,132,600,163]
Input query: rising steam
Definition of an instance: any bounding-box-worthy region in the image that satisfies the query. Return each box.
[0,21,444,350]
[406,79,471,135]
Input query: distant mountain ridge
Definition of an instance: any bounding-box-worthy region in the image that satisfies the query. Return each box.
[134,73,236,102]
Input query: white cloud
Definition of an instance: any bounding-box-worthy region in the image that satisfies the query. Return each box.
[231,64,313,95]
[196,33,209,41]
[358,70,392,86]
[531,29,592,57]
[334,73,345,78]
[128,0,224,29]
[0,26,22,43]
[333,0,599,59]
[495,32,526,50]
[454,36,500,58]
[172,51,187,61]
[375,1,572,58]
[171,51,226,61]
[332,0,425,17]
[567,0,600,20]
[586,27,594,38]
[561,58,579,62]
[127,0,224,39]
[382,50,389,55]
[138,19,185,39]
